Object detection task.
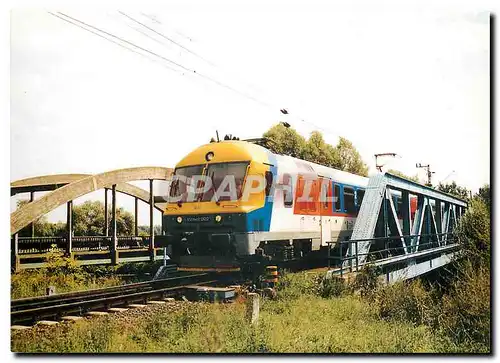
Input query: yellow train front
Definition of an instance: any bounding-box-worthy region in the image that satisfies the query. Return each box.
[163,140,278,273]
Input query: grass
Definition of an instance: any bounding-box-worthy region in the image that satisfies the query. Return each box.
[11,268,124,299]
[11,295,439,353]
[12,270,458,353]
[11,229,490,353]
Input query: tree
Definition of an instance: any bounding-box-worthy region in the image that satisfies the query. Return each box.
[437,181,469,200]
[302,131,338,168]
[16,200,66,237]
[387,169,420,183]
[72,200,135,236]
[334,137,369,177]
[477,184,490,213]
[16,199,143,237]
[138,225,162,236]
[263,123,306,158]
[262,124,369,177]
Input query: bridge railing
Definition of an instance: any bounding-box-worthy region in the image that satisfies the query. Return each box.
[17,236,67,254]
[15,235,153,254]
[327,232,462,278]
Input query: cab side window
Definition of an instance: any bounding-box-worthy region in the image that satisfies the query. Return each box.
[265,171,273,197]
[344,186,356,214]
[283,173,293,207]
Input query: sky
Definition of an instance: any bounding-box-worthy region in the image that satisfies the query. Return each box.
[10,4,490,225]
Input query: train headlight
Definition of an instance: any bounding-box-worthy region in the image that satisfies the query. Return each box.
[176,216,183,224]
[215,215,222,223]
[205,151,214,162]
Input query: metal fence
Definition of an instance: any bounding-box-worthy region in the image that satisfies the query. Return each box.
[327,232,462,278]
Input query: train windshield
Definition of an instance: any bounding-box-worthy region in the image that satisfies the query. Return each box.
[169,165,204,202]
[201,162,249,202]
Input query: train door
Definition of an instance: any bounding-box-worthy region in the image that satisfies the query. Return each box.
[294,175,306,230]
[320,177,333,246]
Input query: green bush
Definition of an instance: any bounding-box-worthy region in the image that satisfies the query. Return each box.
[374,279,437,327]
[351,265,380,300]
[275,270,320,300]
[457,198,490,266]
[439,262,490,351]
[11,249,123,299]
[368,195,491,353]
[317,276,347,298]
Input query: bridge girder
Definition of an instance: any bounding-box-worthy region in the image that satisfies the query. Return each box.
[11,167,173,235]
[348,172,467,267]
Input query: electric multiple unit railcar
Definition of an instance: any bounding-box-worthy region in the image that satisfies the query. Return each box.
[162,140,417,272]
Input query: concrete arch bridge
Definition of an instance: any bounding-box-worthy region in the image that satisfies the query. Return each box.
[11,167,173,270]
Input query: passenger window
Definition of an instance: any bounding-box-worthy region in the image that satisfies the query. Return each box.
[283,173,293,207]
[344,186,356,214]
[334,184,341,211]
[357,189,365,209]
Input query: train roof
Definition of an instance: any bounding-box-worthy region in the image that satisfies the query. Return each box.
[176,140,273,167]
[176,140,369,186]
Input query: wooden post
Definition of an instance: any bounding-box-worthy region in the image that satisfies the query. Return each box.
[111,184,118,264]
[134,197,139,237]
[29,191,35,237]
[66,200,73,257]
[104,188,109,236]
[245,293,260,324]
[149,179,155,262]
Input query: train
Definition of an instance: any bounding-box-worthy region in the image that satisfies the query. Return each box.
[162,139,417,274]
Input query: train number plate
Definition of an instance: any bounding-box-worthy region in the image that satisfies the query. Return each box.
[184,216,211,223]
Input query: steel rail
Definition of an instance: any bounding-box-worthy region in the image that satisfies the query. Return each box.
[12,273,205,310]
[11,273,217,326]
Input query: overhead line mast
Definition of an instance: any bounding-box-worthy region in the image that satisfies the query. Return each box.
[416,163,435,187]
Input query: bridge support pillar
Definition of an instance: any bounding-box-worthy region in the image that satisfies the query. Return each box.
[149,179,155,262]
[104,188,109,237]
[111,184,118,265]
[66,200,73,258]
[134,197,139,237]
[11,233,19,272]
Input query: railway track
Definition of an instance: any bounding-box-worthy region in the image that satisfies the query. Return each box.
[11,273,218,327]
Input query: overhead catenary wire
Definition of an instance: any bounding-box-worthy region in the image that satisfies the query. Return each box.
[118,11,215,66]
[121,14,339,138]
[51,10,345,142]
[52,11,272,108]
[117,11,266,100]
[117,16,339,137]
[140,12,194,42]
[47,12,181,74]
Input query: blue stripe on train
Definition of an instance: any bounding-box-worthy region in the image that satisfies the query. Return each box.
[246,151,277,232]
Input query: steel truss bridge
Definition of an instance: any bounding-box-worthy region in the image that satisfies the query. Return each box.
[327,173,467,283]
[10,167,173,271]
